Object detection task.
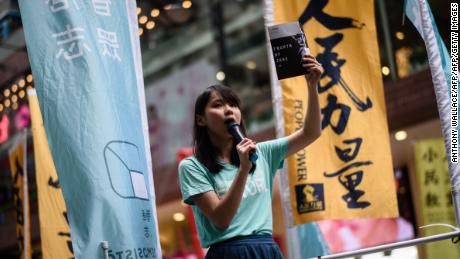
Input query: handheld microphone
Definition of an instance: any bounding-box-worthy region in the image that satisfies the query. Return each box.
[226,120,258,162]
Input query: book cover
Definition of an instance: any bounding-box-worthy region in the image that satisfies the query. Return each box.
[268,22,310,80]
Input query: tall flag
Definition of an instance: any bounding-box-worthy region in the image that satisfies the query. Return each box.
[28,89,74,259]
[405,0,460,226]
[264,0,398,225]
[8,130,31,259]
[414,139,460,259]
[18,1,161,258]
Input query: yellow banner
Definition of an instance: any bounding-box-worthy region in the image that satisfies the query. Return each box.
[414,139,460,259]
[8,130,32,259]
[28,89,74,259]
[272,0,398,223]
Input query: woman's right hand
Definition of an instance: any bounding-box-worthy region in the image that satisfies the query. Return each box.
[236,138,256,173]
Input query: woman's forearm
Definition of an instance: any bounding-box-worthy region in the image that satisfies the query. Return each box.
[211,169,249,229]
[192,168,250,230]
[303,83,322,141]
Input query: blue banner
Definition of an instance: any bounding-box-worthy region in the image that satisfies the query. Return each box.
[18,1,161,258]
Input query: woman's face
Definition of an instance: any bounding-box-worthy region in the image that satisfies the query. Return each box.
[197,91,242,140]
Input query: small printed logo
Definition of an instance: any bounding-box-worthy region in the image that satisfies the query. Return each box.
[295,183,325,214]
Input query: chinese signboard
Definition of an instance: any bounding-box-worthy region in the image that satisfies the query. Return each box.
[414,139,460,259]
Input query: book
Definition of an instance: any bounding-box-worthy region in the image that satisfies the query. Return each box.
[268,22,310,80]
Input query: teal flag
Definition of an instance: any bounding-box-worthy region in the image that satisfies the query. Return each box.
[18,1,161,258]
[405,0,460,225]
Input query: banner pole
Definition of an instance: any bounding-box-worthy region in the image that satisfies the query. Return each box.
[101,241,109,259]
[376,0,397,80]
[262,0,302,258]
[415,0,460,229]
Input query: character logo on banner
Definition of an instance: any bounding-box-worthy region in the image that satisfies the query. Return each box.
[295,183,325,214]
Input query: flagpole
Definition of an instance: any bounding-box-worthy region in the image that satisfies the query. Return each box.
[376,0,397,80]
[101,241,109,259]
[262,1,304,258]
[22,129,29,259]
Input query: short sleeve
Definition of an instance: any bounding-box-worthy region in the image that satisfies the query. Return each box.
[178,158,215,205]
[256,137,288,176]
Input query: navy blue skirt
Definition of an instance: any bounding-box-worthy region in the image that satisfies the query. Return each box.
[205,235,284,259]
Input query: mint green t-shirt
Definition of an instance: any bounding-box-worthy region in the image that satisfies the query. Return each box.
[178,137,288,248]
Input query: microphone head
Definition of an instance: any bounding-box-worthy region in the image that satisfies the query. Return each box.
[225,119,258,163]
[225,119,243,143]
[225,119,238,129]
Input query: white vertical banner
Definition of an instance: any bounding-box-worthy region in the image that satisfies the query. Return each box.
[405,0,460,226]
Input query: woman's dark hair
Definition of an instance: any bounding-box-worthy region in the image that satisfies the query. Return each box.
[193,84,248,174]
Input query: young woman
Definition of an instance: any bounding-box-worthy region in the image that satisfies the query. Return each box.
[178,54,323,259]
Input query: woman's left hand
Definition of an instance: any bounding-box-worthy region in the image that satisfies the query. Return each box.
[302,55,324,87]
